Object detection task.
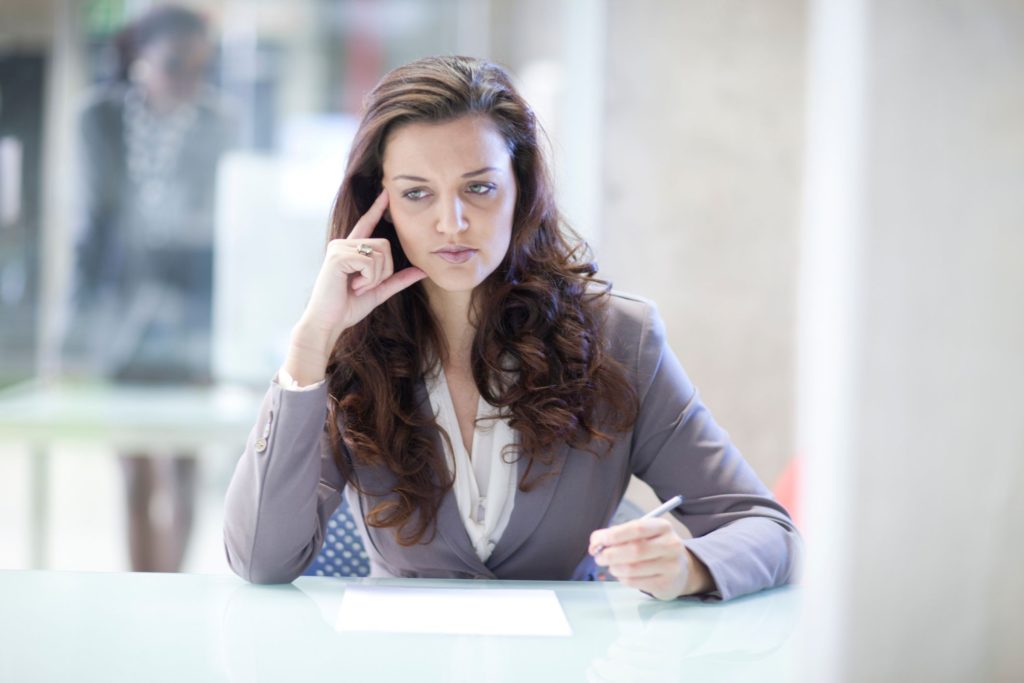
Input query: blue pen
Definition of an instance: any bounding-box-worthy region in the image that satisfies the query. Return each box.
[592,494,685,556]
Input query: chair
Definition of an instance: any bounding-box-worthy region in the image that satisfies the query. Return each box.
[302,498,371,577]
[609,497,645,526]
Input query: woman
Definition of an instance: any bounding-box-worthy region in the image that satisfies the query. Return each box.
[67,5,231,571]
[224,55,799,601]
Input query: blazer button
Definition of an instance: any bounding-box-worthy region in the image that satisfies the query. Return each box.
[254,437,268,453]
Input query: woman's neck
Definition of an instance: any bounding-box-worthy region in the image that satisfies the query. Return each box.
[424,283,475,372]
[131,84,189,117]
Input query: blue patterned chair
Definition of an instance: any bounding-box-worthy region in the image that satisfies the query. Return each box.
[302,498,371,577]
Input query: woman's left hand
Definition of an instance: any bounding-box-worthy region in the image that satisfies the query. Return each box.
[589,518,713,600]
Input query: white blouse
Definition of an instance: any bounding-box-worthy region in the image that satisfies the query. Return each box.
[423,366,517,562]
[277,366,517,562]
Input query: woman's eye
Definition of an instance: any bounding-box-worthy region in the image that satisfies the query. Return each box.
[403,188,429,201]
[467,182,497,195]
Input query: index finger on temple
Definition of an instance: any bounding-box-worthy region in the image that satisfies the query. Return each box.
[348,189,389,240]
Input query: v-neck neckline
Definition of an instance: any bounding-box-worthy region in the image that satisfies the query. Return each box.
[429,366,489,495]
[411,378,567,572]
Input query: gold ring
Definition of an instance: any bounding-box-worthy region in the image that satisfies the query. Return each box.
[356,244,373,256]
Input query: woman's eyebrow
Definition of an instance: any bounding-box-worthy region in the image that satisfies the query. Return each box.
[461,166,501,178]
[391,166,501,182]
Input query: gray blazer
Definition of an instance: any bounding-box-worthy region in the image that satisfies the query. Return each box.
[223,292,801,601]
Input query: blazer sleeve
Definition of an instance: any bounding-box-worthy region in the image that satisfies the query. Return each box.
[223,380,346,583]
[627,301,803,601]
[73,98,119,302]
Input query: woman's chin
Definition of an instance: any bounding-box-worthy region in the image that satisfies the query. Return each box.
[419,269,486,294]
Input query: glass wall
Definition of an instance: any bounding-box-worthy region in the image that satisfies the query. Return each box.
[0,0,801,579]
[0,0,525,572]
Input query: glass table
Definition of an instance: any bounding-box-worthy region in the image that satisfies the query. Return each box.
[0,571,801,682]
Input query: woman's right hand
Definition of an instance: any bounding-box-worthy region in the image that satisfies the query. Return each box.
[283,190,426,385]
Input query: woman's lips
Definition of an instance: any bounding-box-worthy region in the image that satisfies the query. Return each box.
[433,248,477,264]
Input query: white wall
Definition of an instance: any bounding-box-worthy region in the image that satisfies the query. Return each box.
[800,0,1024,679]
[600,0,808,484]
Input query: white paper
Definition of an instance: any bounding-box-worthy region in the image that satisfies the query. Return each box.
[335,586,572,637]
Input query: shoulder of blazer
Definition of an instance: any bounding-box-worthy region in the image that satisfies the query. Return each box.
[603,289,658,343]
[78,86,128,163]
[593,289,661,380]
[606,289,656,308]
[79,85,126,124]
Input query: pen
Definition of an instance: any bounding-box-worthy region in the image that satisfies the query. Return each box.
[592,494,685,556]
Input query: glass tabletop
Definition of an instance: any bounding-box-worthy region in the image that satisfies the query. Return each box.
[0,571,800,682]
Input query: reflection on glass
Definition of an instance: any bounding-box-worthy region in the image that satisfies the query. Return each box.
[63,5,230,573]
[586,587,801,683]
[65,5,229,385]
[0,0,496,573]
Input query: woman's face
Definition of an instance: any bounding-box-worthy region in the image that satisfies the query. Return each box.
[134,34,212,107]
[381,115,517,296]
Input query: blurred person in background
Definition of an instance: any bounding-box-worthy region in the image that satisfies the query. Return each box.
[64,4,232,572]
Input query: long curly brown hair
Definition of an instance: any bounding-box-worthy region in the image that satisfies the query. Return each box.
[326,55,638,545]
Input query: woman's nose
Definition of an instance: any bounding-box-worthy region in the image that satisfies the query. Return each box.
[436,196,468,235]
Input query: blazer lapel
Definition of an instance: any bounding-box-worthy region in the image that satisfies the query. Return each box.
[485,441,569,569]
[435,482,495,578]
[413,379,570,575]
[413,380,495,578]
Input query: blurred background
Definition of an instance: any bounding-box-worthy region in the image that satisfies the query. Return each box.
[0,0,1020,680]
